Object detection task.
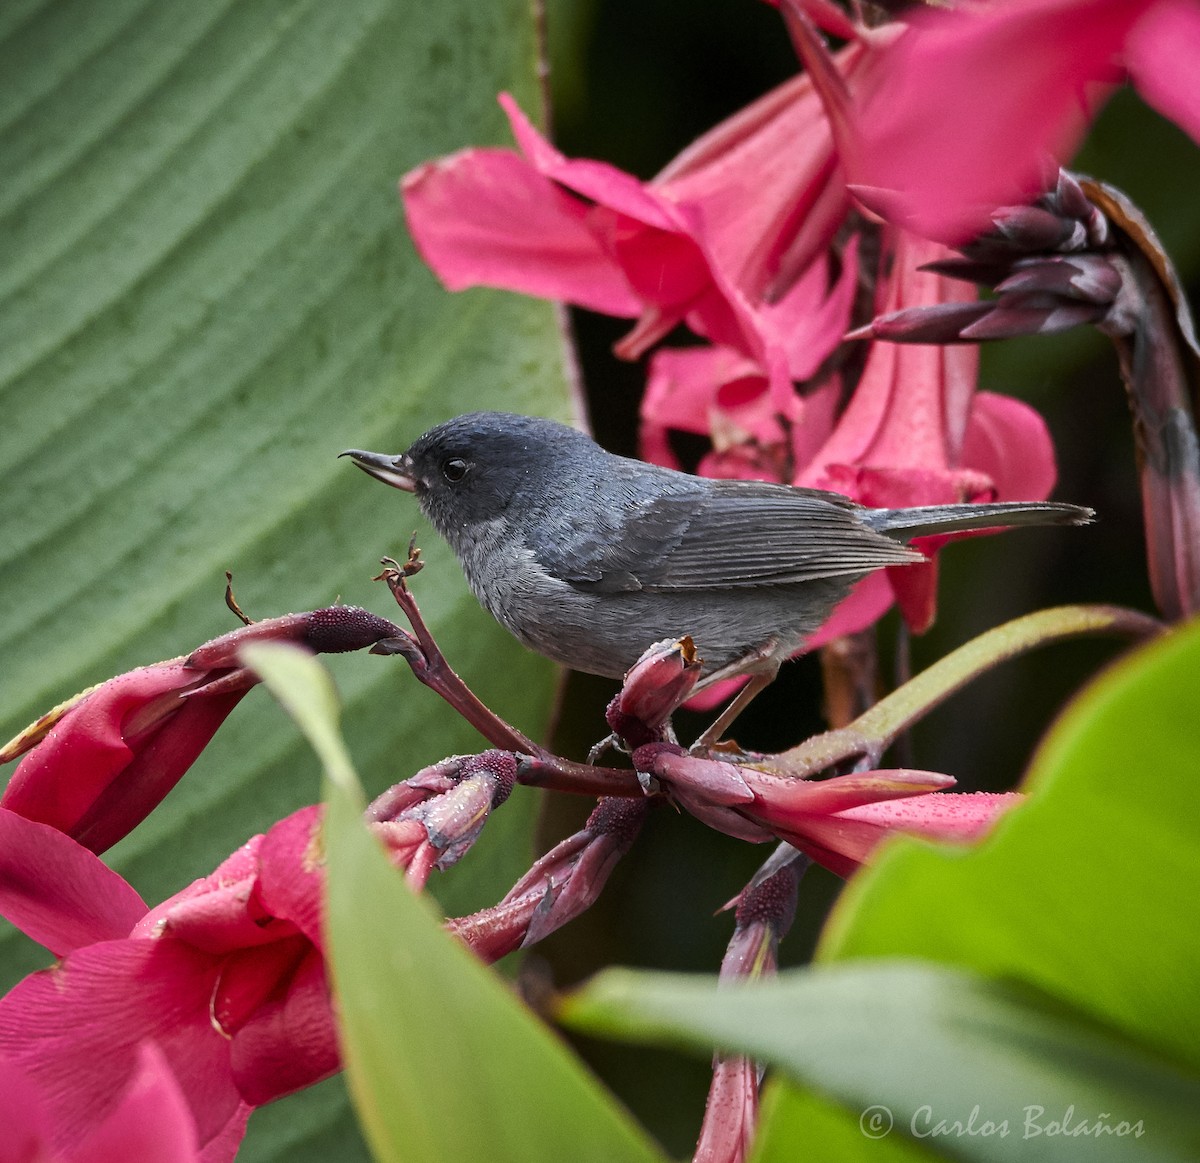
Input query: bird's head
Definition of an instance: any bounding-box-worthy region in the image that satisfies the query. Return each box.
[341,411,593,542]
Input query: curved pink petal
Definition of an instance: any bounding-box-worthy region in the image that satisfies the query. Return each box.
[501,94,687,230]
[694,1055,758,1163]
[850,0,1145,242]
[750,769,957,817]
[254,805,326,949]
[838,791,1022,842]
[229,948,338,1106]
[401,147,641,315]
[197,1104,251,1163]
[211,938,311,1042]
[961,390,1058,502]
[70,687,249,856]
[798,235,980,494]
[769,791,1021,874]
[0,940,239,1153]
[134,836,267,950]
[1126,0,1200,143]
[73,1042,201,1163]
[0,809,146,955]
[758,240,860,383]
[2,665,194,833]
[2,662,248,855]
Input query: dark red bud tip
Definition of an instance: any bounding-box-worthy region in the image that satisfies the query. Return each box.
[302,605,407,654]
[457,750,519,806]
[584,796,650,842]
[630,741,687,774]
[734,865,800,932]
[188,606,405,668]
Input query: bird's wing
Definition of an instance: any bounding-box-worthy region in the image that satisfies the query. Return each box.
[531,478,924,593]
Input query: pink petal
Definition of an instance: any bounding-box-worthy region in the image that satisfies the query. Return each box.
[0,940,239,1153]
[0,1054,55,1160]
[804,573,896,650]
[757,241,860,382]
[1126,0,1200,143]
[640,345,776,471]
[961,391,1058,502]
[73,1042,200,1163]
[837,790,1022,841]
[694,1055,758,1163]
[0,808,146,955]
[197,1104,251,1163]
[850,0,1146,241]
[254,805,326,950]
[401,148,641,315]
[655,47,864,308]
[501,94,686,230]
[773,811,890,873]
[135,836,268,950]
[798,235,979,488]
[886,557,941,635]
[2,662,248,855]
[74,689,248,857]
[229,948,338,1106]
[2,664,195,835]
[211,938,311,1039]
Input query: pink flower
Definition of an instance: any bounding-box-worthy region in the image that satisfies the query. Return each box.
[0,749,527,1157]
[402,52,864,379]
[0,606,403,853]
[0,1041,222,1163]
[639,344,844,484]
[844,0,1200,242]
[0,805,333,1158]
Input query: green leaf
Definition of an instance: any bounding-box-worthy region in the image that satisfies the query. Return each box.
[0,1,570,1158]
[563,960,1200,1163]
[751,1082,939,1163]
[250,643,667,1163]
[820,617,1200,1073]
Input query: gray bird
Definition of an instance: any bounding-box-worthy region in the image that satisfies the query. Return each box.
[343,412,1091,739]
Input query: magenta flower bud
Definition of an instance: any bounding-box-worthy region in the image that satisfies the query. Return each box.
[1,606,406,855]
[0,661,254,855]
[369,751,518,887]
[695,862,804,1163]
[606,636,703,746]
[451,796,649,961]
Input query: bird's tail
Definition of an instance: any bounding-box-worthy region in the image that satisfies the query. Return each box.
[867,501,1094,541]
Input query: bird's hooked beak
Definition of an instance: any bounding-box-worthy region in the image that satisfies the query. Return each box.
[339,449,418,492]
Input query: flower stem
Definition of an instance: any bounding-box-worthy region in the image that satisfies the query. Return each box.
[754,604,1162,777]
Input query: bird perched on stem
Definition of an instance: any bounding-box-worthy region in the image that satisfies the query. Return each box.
[343,412,1091,742]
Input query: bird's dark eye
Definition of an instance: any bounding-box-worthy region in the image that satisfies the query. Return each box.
[441,456,469,483]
